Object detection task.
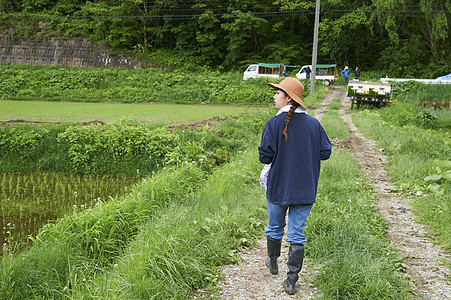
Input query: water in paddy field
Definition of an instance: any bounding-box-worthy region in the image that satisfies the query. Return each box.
[0,172,140,254]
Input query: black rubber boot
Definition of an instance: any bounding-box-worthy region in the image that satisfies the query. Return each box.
[265,236,281,275]
[283,244,304,295]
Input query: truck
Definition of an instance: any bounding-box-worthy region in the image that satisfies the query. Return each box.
[243,63,295,80]
[347,81,392,109]
[296,64,337,86]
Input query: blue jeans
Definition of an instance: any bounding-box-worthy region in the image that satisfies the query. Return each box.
[265,201,313,245]
[344,76,349,86]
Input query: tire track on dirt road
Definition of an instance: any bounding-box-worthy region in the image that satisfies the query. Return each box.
[336,86,451,299]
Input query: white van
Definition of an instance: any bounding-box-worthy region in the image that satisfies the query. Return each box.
[296,64,337,86]
[243,63,295,80]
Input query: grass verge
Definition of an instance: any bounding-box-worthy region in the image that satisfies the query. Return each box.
[351,106,451,253]
[303,99,412,298]
[310,149,412,298]
[320,98,349,140]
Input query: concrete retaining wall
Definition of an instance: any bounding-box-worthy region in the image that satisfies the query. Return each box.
[0,35,142,69]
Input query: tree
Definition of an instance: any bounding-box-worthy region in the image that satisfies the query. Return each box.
[417,0,450,63]
[371,0,451,75]
[221,11,269,66]
[193,4,225,66]
[318,1,375,68]
[0,0,449,73]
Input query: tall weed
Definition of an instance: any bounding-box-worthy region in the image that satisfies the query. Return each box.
[68,148,267,299]
[0,165,206,299]
[0,147,267,299]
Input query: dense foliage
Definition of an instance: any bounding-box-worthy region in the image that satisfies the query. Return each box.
[0,114,269,176]
[1,0,450,76]
[0,64,288,104]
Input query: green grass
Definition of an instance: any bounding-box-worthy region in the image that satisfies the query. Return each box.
[306,107,412,299]
[0,144,267,299]
[305,84,329,109]
[310,149,411,299]
[0,99,266,124]
[68,148,267,299]
[320,98,349,140]
[0,164,208,299]
[352,108,451,253]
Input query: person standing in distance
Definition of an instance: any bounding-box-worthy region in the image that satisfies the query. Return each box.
[282,66,288,77]
[305,66,312,79]
[341,66,350,86]
[258,77,332,295]
[354,66,360,81]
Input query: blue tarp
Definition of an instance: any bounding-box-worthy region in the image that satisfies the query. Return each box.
[438,73,451,80]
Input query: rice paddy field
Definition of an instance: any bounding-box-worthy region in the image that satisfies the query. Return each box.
[0,99,266,124]
[1,172,139,251]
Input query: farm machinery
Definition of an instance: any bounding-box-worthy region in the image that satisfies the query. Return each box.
[347,81,392,109]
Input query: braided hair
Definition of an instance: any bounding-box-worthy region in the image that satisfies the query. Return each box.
[282,98,300,141]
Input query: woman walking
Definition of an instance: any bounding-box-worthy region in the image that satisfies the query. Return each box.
[258,77,332,295]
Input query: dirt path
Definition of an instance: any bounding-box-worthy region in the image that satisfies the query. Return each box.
[195,86,451,299]
[337,86,451,299]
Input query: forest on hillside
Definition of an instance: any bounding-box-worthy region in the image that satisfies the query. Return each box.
[0,0,450,77]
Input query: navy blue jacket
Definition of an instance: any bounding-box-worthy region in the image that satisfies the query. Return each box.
[258,112,331,205]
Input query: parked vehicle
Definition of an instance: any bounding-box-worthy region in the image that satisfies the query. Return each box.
[347,81,391,109]
[296,64,337,85]
[243,63,295,80]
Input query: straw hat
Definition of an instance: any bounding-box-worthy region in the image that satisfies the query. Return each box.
[268,77,306,109]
